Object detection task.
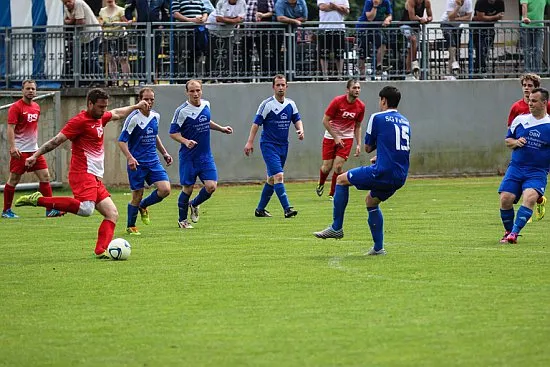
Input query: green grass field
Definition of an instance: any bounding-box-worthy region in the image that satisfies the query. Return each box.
[1,177,549,367]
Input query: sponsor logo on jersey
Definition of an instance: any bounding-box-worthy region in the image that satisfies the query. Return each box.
[529,129,541,138]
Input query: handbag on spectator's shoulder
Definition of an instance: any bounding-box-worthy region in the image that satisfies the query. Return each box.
[195,25,209,51]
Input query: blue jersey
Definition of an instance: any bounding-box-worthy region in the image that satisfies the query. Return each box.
[356,0,392,28]
[507,114,550,172]
[169,100,213,161]
[254,96,301,145]
[118,109,161,167]
[364,109,411,183]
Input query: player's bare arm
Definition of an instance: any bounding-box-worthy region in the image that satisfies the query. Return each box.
[117,141,139,170]
[365,143,376,153]
[25,132,68,167]
[353,121,362,157]
[169,132,197,149]
[209,120,233,134]
[506,137,526,149]
[155,136,173,165]
[323,114,342,146]
[244,124,260,156]
[295,120,305,140]
[110,100,150,121]
[7,124,21,159]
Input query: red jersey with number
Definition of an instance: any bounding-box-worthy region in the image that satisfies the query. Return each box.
[508,99,550,126]
[60,111,113,178]
[7,99,41,152]
[323,95,365,139]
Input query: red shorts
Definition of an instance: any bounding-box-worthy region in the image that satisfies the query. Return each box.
[321,137,354,161]
[10,152,48,175]
[69,172,110,203]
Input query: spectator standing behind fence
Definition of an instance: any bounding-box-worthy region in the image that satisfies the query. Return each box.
[244,0,276,79]
[356,0,393,79]
[520,0,548,73]
[99,0,131,87]
[318,0,350,79]
[124,0,170,80]
[440,0,473,79]
[471,0,504,77]
[400,0,433,79]
[63,0,103,84]
[275,0,309,75]
[173,0,208,78]
[206,0,247,80]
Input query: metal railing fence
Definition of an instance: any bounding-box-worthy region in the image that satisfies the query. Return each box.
[0,21,548,87]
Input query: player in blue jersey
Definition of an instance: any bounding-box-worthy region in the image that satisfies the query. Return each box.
[118,88,173,235]
[314,86,410,256]
[169,80,233,229]
[498,87,550,244]
[244,74,305,218]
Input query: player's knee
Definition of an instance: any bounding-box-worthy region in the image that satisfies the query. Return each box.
[205,183,217,194]
[158,187,171,198]
[107,208,119,222]
[78,201,95,217]
[336,173,347,185]
[273,173,284,183]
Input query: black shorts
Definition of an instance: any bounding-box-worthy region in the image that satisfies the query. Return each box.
[318,30,346,59]
[357,29,388,59]
[441,23,462,49]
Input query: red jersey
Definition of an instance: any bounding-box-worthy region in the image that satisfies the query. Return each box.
[507,99,550,126]
[324,95,365,139]
[60,110,113,178]
[7,99,40,152]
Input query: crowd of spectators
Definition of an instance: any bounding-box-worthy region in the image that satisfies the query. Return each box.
[58,0,546,83]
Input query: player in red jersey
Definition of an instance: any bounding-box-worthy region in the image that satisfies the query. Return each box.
[508,73,550,127]
[316,79,365,199]
[2,80,64,219]
[15,89,149,259]
[507,73,547,221]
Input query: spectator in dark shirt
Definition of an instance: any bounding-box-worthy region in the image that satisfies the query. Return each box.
[356,0,393,78]
[124,0,170,79]
[472,0,504,75]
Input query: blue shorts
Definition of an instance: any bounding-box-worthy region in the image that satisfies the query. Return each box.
[261,142,288,177]
[128,162,169,191]
[179,157,218,186]
[498,165,547,203]
[347,166,405,202]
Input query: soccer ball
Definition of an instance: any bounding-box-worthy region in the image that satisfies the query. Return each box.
[107,238,131,260]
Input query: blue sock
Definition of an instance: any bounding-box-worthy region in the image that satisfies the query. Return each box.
[512,205,533,234]
[140,189,163,209]
[332,185,349,230]
[274,183,291,210]
[191,187,211,207]
[127,203,139,227]
[367,206,384,251]
[257,183,274,210]
[178,191,190,222]
[500,208,515,232]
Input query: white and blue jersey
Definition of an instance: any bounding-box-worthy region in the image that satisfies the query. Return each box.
[347,109,410,201]
[169,99,213,162]
[364,109,411,184]
[507,114,550,172]
[499,114,550,199]
[254,97,301,145]
[118,110,161,167]
[169,99,217,185]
